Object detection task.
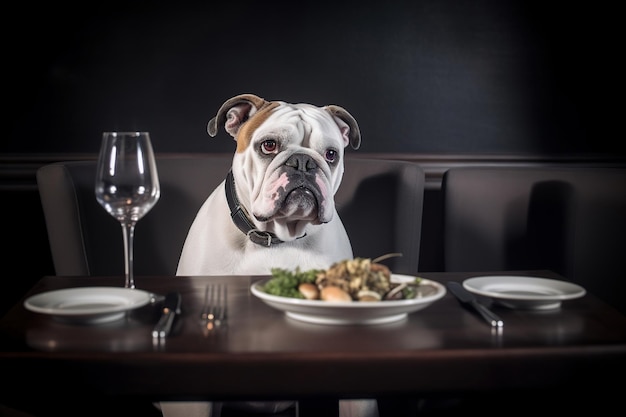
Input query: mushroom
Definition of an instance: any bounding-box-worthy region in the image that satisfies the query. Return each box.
[357,290,382,302]
[320,286,352,302]
[298,282,320,300]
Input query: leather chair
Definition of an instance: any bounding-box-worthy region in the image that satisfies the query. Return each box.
[37,155,425,279]
[442,166,626,314]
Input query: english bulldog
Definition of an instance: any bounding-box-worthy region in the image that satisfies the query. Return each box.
[167,94,380,417]
[176,93,361,276]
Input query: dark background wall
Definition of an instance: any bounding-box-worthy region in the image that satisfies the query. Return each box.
[4,0,622,157]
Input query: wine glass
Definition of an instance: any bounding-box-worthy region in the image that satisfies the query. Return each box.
[95,132,161,289]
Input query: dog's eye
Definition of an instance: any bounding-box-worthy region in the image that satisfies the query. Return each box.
[261,140,278,154]
[324,149,338,163]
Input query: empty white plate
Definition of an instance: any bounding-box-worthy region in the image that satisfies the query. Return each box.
[463,276,586,310]
[24,287,152,324]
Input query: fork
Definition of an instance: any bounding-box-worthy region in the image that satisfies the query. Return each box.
[200,283,227,329]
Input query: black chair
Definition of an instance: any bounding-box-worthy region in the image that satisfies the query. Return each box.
[442,166,626,314]
[37,155,425,278]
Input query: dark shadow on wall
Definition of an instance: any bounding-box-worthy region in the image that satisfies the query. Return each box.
[504,180,575,276]
[526,181,575,278]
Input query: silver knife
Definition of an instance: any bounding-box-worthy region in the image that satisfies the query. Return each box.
[447,282,504,328]
[152,292,182,339]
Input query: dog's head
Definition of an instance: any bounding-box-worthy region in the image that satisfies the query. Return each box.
[208,94,361,242]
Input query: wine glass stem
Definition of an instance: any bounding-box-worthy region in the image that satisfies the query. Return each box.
[121,221,137,289]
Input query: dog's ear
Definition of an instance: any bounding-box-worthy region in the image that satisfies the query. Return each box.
[324,105,361,150]
[207,94,269,138]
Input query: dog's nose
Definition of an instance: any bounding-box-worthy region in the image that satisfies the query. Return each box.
[285,154,318,172]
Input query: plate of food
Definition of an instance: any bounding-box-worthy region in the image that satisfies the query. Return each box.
[24,287,153,324]
[462,276,586,310]
[250,257,446,325]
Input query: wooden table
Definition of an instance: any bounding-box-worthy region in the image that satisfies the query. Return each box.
[1,271,626,416]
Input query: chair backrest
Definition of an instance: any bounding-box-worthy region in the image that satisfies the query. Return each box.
[442,166,626,313]
[37,156,425,278]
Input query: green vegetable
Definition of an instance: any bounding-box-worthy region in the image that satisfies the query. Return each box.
[264,267,322,298]
[401,277,423,299]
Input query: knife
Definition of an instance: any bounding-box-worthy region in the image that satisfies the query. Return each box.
[152,292,182,339]
[447,282,504,328]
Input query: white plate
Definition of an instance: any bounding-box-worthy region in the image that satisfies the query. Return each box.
[24,287,152,324]
[250,274,446,325]
[463,276,586,310]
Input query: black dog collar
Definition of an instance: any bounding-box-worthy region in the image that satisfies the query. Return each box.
[225,170,284,247]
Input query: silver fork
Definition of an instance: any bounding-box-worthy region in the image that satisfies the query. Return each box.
[200,283,227,330]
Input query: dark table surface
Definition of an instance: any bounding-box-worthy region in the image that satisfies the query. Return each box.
[2,271,626,416]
